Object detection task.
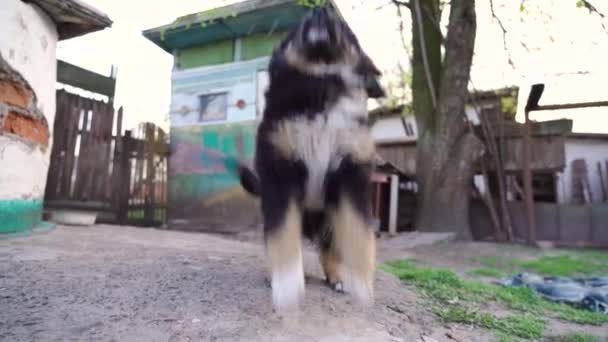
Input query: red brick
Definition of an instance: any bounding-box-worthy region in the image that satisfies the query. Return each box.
[0,79,33,109]
[1,111,49,146]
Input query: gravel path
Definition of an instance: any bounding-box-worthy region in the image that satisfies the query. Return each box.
[0,224,486,342]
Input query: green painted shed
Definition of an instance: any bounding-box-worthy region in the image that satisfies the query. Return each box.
[143,0,345,232]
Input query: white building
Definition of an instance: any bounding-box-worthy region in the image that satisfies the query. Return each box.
[0,0,111,234]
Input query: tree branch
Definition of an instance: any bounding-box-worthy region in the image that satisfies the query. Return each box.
[391,0,411,9]
[414,0,438,109]
[393,0,445,42]
[386,4,413,107]
[580,0,606,18]
[489,0,515,69]
[578,0,608,33]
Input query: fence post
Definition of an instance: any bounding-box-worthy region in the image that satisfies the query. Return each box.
[388,174,399,235]
[144,123,156,225]
[117,130,132,223]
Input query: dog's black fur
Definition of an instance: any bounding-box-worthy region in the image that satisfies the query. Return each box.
[238,6,384,308]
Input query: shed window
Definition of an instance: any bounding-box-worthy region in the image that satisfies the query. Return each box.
[199,93,227,121]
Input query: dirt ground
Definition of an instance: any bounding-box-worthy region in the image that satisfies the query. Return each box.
[0,224,506,342]
[3,225,604,342]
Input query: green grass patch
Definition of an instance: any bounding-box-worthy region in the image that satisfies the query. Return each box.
[434,307,544,340]
[543,301,608,326]
[472,250,608,278]
[381,259,608,341]
[513,255,605,277]
[467,267,506,278]
[548,333,603,342]
[496,332,520,342]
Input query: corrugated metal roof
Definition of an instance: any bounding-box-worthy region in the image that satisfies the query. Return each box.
[26,0,112,40]
[142,0,341,53]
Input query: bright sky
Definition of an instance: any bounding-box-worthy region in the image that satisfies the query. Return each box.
[56,0,608,133]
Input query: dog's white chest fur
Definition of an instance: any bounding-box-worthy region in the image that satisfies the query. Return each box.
[269,93,375,209]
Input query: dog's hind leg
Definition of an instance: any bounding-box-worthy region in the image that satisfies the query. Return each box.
[330,196,375,303]
[319,243,344,292]
[326,159,376,304]
[264,195,305,310]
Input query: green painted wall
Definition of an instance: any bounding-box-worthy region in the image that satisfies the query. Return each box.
[177,31,285,69]
[0,199,42,234]
[168,122,257,222]
[179,40,234,69]
[240,32,285,61]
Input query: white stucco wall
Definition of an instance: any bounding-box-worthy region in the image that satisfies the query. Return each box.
[0,0,58,200]
[556,138,608,204]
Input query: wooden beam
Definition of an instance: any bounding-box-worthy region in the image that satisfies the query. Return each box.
[57,60,116,99]
[523,85,541,243]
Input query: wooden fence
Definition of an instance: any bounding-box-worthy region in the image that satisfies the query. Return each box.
[45,90,168,227]
[470,199,608,248]
[114,123,168,226]
[508,202,608,248]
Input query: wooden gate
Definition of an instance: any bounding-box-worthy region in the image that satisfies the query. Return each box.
[115,122,168,226]
[45,90,116,208]
[45,91,168,227]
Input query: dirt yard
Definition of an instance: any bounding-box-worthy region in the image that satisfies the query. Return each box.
[0,225,606,342]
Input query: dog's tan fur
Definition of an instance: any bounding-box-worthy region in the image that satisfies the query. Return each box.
[320,245,342,285]
[330,194,376,302]
[265,199,305,309]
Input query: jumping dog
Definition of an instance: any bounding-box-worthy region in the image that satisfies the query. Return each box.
[238,6,385,309]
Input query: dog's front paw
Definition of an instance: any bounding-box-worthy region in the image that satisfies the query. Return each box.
[330,281,344,293]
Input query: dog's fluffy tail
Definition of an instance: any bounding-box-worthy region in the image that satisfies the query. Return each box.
[238,165,260,197]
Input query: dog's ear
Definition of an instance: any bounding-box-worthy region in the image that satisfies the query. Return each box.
[356,52,381,77]
[356,52,385,98]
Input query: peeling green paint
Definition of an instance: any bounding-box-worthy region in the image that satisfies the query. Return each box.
[0,199,43,234]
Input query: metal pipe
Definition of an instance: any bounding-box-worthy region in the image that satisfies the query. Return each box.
[534,101,608,111]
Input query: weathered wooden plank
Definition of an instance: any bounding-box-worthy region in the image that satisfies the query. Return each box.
[102,105,115,200]
[90,100,105,200]
[591,204,608,244]
[44,91,68,199]
[598,162,607,203]
[144,123,156,225]
[558,204,592,243]
[111,107,123,208]
[134,126,145,207]
[507,202,528,241]
[60,94,81,198]
[57,60,116,98]
[116,131,133,223]
[376,144,417,176]
[535,203,559,241]
[73,97,93,200]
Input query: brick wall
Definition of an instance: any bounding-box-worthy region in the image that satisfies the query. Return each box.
[0,54,49,147]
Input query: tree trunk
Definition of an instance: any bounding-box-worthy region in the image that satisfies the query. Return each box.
[412,0,484,238]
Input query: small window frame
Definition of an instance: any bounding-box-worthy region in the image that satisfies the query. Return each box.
[198,92,228,122]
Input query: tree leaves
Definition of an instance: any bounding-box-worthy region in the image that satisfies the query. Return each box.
[297,0,328,8]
